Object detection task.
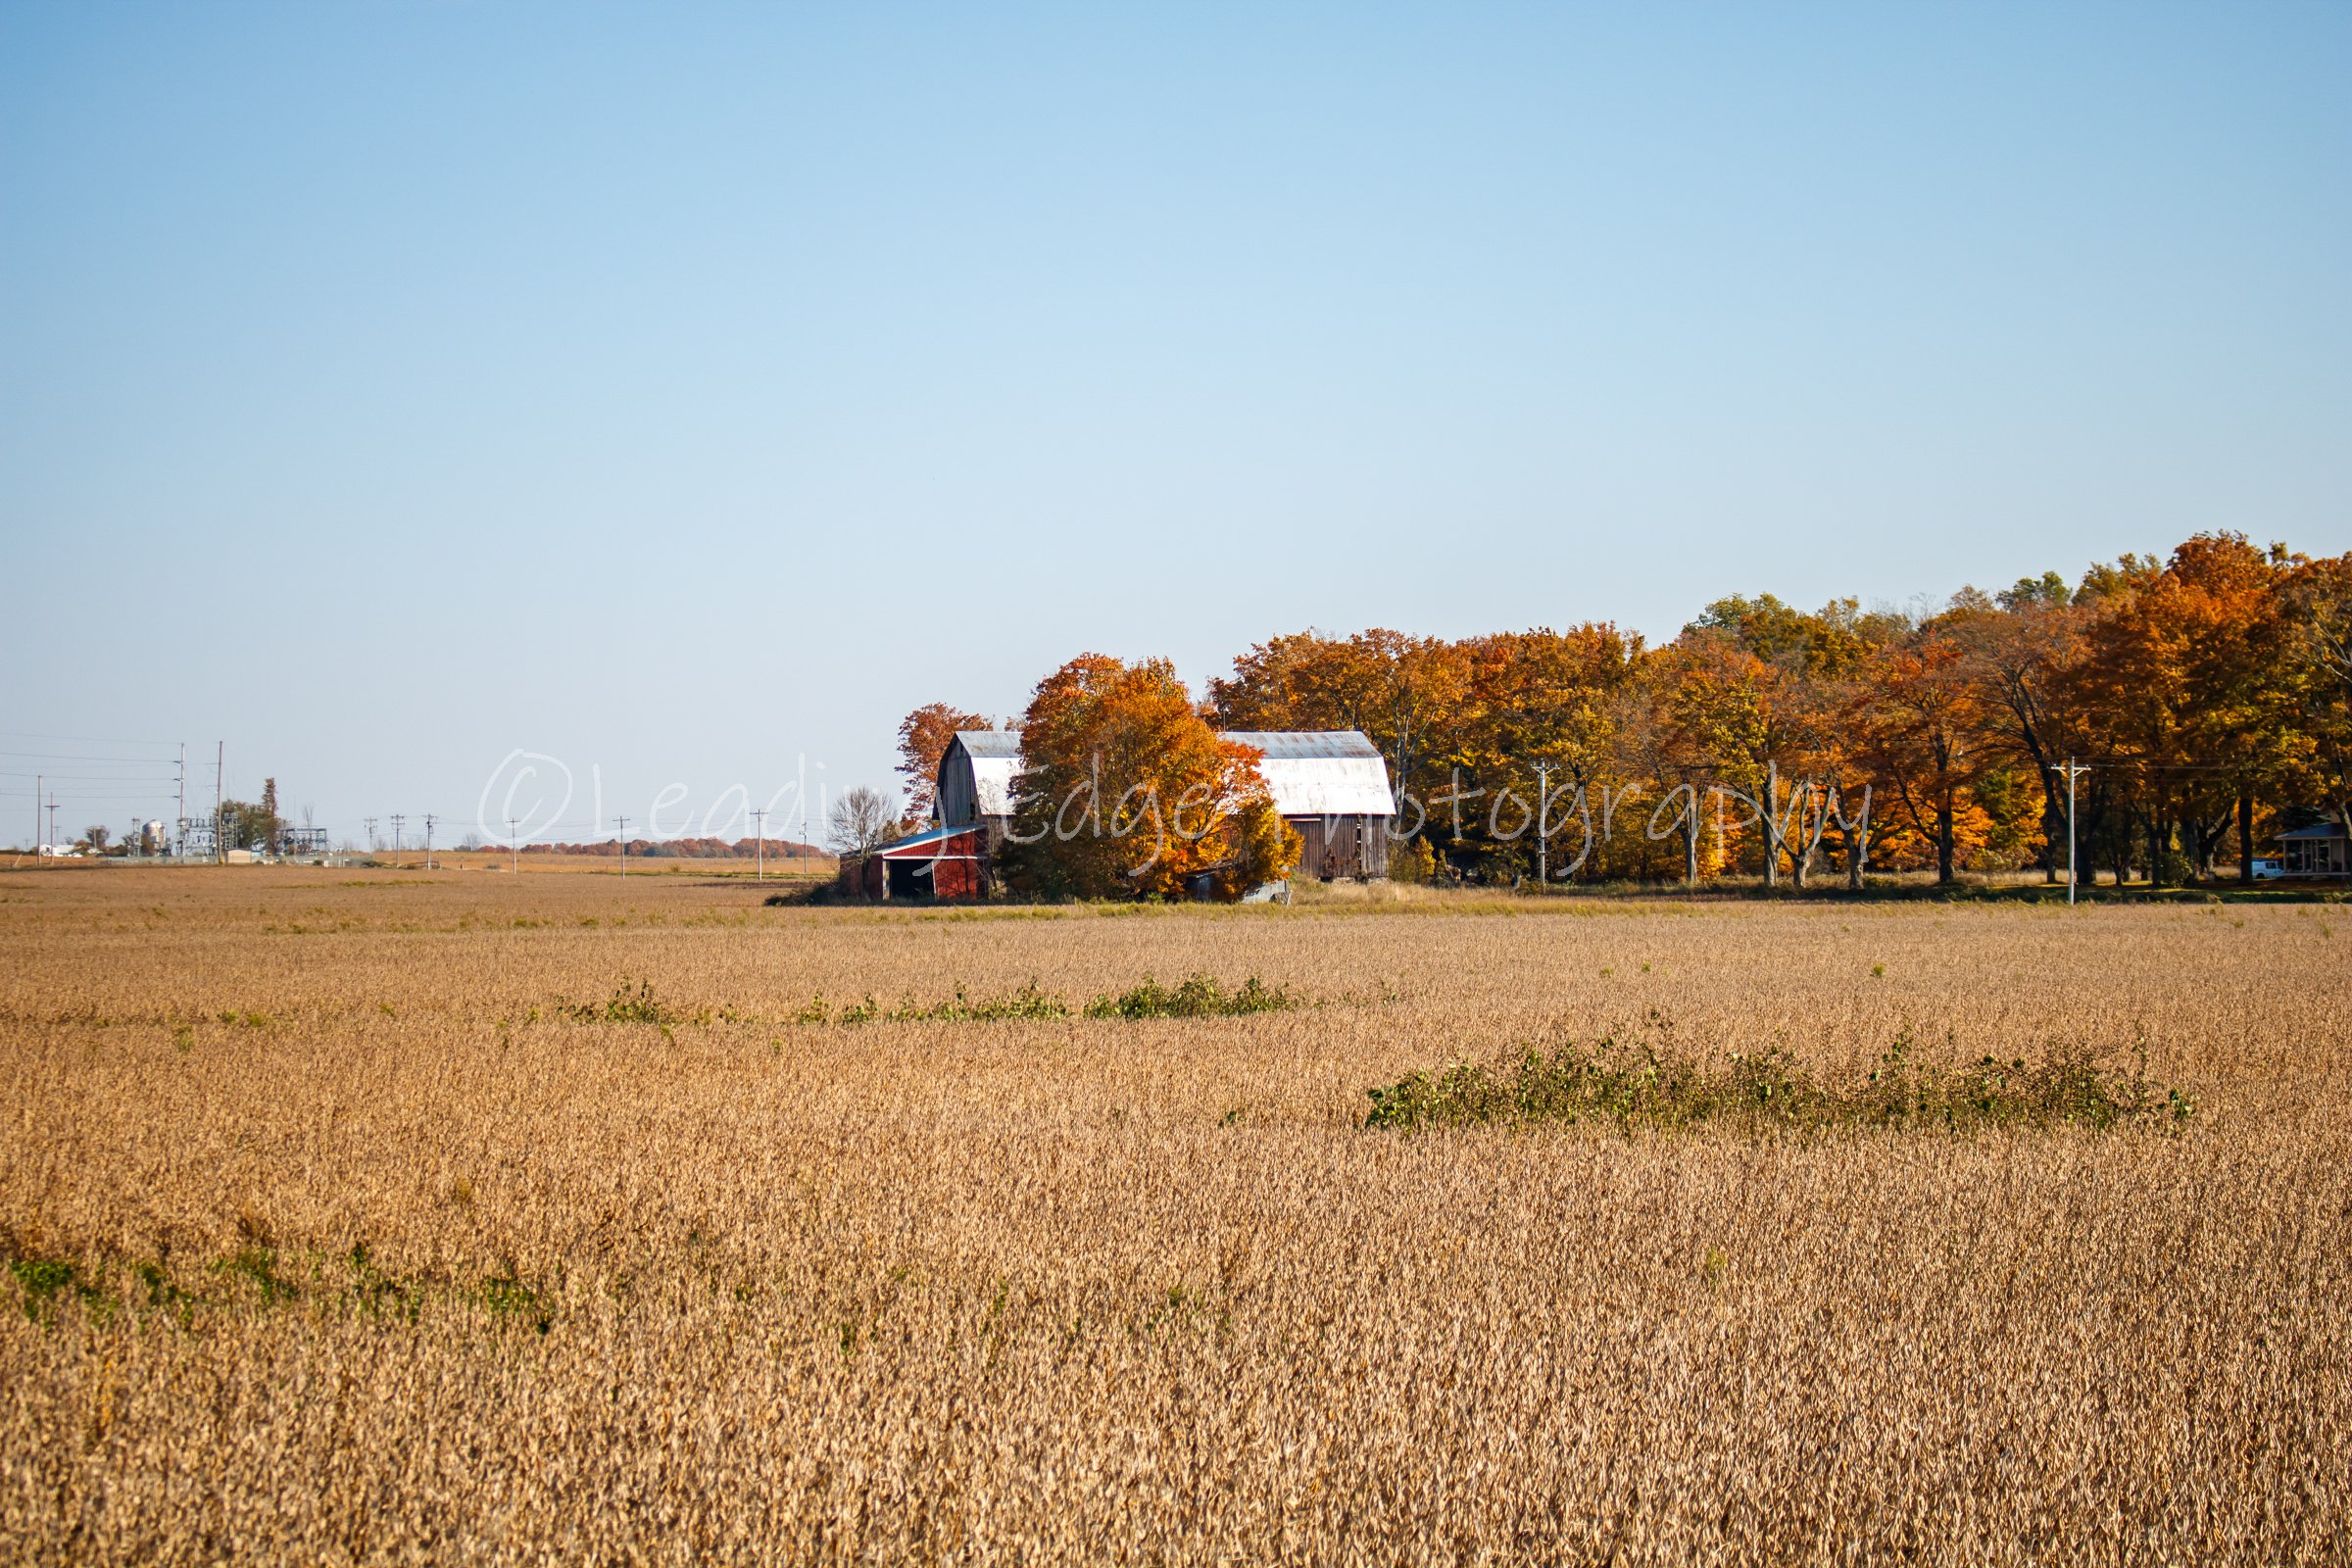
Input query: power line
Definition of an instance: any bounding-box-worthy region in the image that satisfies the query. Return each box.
[0,730,180,745]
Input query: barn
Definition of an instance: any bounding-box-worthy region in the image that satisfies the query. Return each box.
[1223,730,1396,880]
[933,730,1021,848]
[852,823,988,900]
[933,726,1396,883]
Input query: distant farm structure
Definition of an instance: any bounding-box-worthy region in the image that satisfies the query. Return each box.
[892,727,1396,901]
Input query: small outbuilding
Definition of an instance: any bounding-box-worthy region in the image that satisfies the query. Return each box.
[2276,819,2350,878]
[852,823,988,900]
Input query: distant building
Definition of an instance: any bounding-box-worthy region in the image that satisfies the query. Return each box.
[2275,820,2349,877]
[933,730,1022,851]
[930,726,1397,887]
[848,823,989,901]
[1219,731,1396,880]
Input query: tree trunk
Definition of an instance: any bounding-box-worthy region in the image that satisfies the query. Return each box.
[1684,798,1699,888]
[1936,797,1956,886]
[2145,812,2168,889]
[1842,782,1869,891]
[2237,793,2255,884]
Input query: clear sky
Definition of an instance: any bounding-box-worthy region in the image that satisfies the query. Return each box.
[2,2,2346,848]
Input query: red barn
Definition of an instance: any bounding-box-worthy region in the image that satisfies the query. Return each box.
[858,823,987,900]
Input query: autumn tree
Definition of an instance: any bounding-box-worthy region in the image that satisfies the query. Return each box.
[2279,551,2352,842]
[1001,655,1298,900]
[1854,612,2004,885]
[1211,629,1466,818]
[895,702,994,823]
[2064,538,2291,885]
[1443,626,1640,881]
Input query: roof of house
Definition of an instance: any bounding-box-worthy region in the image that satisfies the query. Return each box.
[943,726,1396,821]
[2276,820,2350,841]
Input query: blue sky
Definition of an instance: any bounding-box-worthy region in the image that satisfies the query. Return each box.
[2,2,2346,847]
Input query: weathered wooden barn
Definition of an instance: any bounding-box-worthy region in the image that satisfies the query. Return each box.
[1221,730,1396,880]
[934,726,1396,883]
[933,730,1021,848]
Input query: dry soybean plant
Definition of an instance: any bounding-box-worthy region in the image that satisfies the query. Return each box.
[0,866,2346,1565]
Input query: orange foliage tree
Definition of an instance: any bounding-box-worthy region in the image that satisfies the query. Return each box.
[896,703,992,822]
[998,656,1299,901]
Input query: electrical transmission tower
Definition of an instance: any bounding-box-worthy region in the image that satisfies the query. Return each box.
[750,807,768,879]
[422,813,436,870]
[390,814,405,854]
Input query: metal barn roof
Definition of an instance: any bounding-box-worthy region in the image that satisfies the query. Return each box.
[2277,821,2350,840]
[946,727,1395,820]
[873,823,983,858]
[1219,730,1384,760]
[948,732,1021,816]
[1221,731,1394,817]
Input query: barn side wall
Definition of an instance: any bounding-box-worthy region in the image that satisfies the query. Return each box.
[1292,814,1391,880]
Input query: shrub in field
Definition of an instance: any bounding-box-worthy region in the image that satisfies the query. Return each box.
[1366,1031,2195,1134]
[1083,973,1294,1020]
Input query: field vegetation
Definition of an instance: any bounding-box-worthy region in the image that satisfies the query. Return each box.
[1,864,2346,1563]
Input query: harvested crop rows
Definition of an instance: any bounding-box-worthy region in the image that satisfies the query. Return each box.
[2,868,2347,1564]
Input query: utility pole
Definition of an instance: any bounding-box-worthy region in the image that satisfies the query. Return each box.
[614,815,630,876]
[1536,762,1549,884]
[2048,760,2091,906]
[423,813,436,870]
[32,773,39,852]
[175,746,185,857]
[390,814,405,855]
[364,817,377,853]
[215,742,224,864]
[750,807,768,880]
[509,816,520,875]
[46,793,59,853]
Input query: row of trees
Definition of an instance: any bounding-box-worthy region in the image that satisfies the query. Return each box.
[898,533,2351,891]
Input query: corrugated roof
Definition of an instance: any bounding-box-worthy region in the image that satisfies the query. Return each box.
[1219,730,1384,760]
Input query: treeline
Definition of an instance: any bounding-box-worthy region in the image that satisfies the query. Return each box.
[1206,533,2349,886]
[517,837,823,859]
[908,532,2352,889]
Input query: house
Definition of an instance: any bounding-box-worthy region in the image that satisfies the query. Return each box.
[933,726,1397,884]
[2275,819,2349,878]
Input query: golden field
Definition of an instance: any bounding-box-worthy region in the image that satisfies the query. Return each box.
[1,866,2347,1565]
